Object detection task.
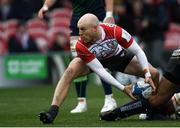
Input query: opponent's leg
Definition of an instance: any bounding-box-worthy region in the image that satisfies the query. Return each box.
[100,99,149,121]
[100,79,117,113]
[70,76,88,113]
[71,77,117,113]
[140,76,178,120]
[123,56,160,89]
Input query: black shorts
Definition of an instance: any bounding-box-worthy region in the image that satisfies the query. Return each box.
[163,49,180,85]
[70,13,105,36]
[100,49,135,72]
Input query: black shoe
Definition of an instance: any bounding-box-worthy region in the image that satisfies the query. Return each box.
[39,111,54,124]
[99,111,119,121]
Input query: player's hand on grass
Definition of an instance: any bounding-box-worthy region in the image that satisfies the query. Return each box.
[123,85,136,100]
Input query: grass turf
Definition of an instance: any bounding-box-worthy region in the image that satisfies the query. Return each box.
[0,84,180,127]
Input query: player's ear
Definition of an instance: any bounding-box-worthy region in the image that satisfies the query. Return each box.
[93,25,98,32]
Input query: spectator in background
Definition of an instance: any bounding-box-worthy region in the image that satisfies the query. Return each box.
[0,35,8,55]
[8,21,39,53]
[0,0,43,21]
[49,31,70,52]
[140,0,169,70]
[114,0,142,38]
[165,0,180,24]
[0,0,14,21]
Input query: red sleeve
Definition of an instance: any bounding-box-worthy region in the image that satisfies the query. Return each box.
[76,41,95,63]
[114,25,134,49]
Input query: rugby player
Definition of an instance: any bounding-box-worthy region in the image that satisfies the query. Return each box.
[38,0,117,114]
[38,13,159,124]
[100,48,180,121]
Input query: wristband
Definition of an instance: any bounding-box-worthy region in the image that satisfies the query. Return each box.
[42,4,49,11]
[144,68,151,78]
[121,85,125,91]
[145,72,151,78]
[106,11,113,17]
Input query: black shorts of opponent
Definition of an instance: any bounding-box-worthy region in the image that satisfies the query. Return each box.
[163,48,180,85]
[100,49,135,72]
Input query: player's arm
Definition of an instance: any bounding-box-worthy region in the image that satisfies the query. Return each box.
[127,39,156,91]
[115,27,150,75]
[103,0,114,23]
[87,58,124,90]
[76,42,135,99]
[38,0,56,19]
[87,58,135,99]
[76,42,121,86]
[114,26,155,91]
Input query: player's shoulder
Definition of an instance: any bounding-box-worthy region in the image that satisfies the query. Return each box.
[100,23,116,29]
[100,23,122,32]
[76,38,86,49]
[100,23,122,37]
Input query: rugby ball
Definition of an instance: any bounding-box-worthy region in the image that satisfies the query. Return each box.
[132,80,152,99]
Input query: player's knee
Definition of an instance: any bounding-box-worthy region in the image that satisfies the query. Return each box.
[64,67,77,78]
[151,68,159,78]
[148,95,161,107]
[150,67,160,84]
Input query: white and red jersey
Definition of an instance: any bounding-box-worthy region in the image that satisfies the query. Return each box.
[74,23,151,91]
[75,23,134,63]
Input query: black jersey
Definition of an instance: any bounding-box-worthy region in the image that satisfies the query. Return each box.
[164,48,180,84]
[70,0,106,36]
[71,0,105,17]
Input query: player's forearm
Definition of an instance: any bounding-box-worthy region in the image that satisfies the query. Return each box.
[87,58,125,90]
[127,40,151,78]
[43,0,56,9]
[105,0,114,12]
[105,0,114,16]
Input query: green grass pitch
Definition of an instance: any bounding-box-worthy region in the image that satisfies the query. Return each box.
[0,83,180,127]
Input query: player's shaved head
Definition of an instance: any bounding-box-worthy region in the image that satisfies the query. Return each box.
[77,13,101,43]
[77,13,99,28]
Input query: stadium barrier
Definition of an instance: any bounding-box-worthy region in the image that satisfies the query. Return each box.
[0,52,101,88]
[0,52,71,88]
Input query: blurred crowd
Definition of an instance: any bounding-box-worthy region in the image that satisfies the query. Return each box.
[0,0,180,70]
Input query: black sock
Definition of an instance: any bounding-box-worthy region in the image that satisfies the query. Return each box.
[113,99,149,119]
[75,80,87,97]
[101,79,112,95]
[48,105,59,120]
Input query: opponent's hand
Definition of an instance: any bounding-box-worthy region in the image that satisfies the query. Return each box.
[123,85,136,100]
[145,77,156,92]
[38,5,48,19]
[103,16,115,24]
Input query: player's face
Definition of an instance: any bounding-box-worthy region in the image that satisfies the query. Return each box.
[78,24,97,43]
